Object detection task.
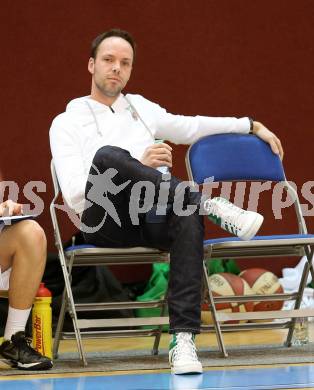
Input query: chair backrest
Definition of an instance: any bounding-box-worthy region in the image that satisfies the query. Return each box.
[185,134,307,234]
[50,160,61,198]
[50,160,69,250]
[186,134,285,184]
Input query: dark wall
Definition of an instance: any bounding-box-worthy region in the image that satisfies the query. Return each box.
[0,0,313,274]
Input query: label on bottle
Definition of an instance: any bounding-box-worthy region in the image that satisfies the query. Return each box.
[32,301,52,358]
[33,312,45,354]
[156,166,170,174]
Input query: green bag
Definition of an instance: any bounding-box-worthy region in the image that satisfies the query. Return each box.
[135,263,169,331]
[206,258,240,275]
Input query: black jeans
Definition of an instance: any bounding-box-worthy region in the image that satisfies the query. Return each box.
[81,146,204,334]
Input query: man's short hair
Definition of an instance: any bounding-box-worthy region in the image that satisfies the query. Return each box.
[91,29,136,60]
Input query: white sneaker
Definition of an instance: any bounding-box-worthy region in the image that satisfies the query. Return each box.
[204,197,264,241]
[169,332,203,375]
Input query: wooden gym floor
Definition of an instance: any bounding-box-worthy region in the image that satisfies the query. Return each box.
[1,323,314,389]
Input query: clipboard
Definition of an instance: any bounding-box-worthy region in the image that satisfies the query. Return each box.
[0,214,37,226]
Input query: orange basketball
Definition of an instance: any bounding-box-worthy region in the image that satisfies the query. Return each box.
[240,268,284,311]
[201,273,254,324]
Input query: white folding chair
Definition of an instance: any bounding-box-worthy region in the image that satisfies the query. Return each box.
[186,133,314,357]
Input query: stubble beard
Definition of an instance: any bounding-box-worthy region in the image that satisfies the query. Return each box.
[95,79,122,98]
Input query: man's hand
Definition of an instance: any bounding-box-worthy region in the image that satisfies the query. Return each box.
[140,143,173,168]
[252,121,284,160]
[0,200,23,217]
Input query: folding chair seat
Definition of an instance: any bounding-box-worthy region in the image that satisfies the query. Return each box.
[185,133,314,357]
[49,161,170,366]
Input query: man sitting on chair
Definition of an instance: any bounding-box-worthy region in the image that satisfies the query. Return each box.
[50,29,283,375]
[0,199,53,370]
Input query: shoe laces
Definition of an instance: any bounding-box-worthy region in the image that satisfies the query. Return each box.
[172,333,199,362]
[205,198,244,232]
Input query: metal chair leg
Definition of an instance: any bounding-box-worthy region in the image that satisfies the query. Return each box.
[203,261,228,357]
[285,247,313,346]
[52,287,67,359]
[60,253,87,366]
[152,291,169,355]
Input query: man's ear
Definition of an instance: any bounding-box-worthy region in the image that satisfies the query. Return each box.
[88,57,94,74]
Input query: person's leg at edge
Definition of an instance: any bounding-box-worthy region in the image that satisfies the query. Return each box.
[0,220,53,370]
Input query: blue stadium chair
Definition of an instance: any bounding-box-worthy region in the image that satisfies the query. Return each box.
[186,133,314,357]
[50,161,169,366]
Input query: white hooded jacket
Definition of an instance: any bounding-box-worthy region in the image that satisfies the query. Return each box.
[49,93,250,214]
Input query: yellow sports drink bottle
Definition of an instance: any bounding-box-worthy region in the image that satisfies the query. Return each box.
[32,283,52,358]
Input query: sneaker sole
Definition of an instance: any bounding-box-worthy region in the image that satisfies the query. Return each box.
[171,362,203,375]
[240,213,264,241]
[17,360,53,370]
[1,358,53,370]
